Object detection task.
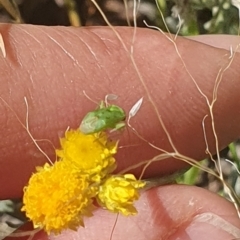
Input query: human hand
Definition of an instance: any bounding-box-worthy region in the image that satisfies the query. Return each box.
[1,24,240,239]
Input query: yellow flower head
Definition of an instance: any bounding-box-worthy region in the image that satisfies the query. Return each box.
[56,129,117,182]
[96,174,146,216]
[22,161,97,234]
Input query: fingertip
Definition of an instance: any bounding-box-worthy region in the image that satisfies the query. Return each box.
[187,34,240,51]
[48,185,240,240]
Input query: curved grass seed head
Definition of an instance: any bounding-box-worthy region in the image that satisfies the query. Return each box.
[80,104,126,134]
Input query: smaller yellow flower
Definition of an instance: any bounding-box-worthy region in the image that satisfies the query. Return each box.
[56,129,117,182]
[96,174,146,216]
[22,161,97,234]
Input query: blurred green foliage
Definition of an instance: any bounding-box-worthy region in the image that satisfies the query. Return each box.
[0,0,239,35]
[157,0,239,35]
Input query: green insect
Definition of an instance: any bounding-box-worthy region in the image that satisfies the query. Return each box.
[79,96,126,134]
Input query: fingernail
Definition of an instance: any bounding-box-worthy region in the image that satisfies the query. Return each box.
[170,212,240,240]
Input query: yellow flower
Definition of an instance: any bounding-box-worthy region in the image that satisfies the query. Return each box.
[56,129,117,182]
[96,174,146,216]
[22,161,97,234]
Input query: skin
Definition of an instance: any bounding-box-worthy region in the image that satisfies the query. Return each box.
[0,24,240,239]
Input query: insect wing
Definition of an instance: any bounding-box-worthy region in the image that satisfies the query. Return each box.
[80,112,100,134]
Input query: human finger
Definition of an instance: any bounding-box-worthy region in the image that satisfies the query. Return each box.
[0,25,239,199]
